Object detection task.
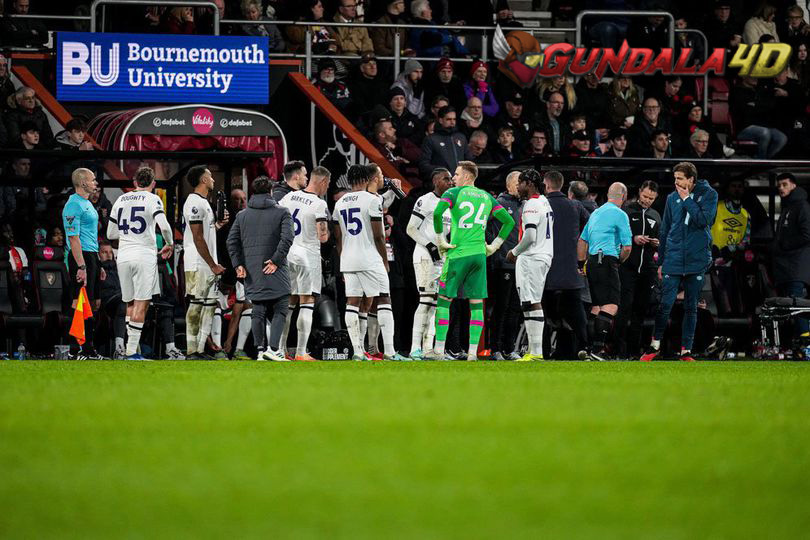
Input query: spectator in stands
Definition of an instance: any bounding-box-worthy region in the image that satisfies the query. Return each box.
[239,0,286,51]
[333,0,373,55]
[46,225,64,248]
[458,96,493,140]
[4,86,54,148]
[584,0,631,49]
[159,7,195,34]
[17,121,40,150]
[495,0,522,28]
[273,162,308,202]
[563,112,587,149]
[537,76,576,119]
[428,95,450,120]
[537,91,565,155]
[424,57,467,114]
[388,86,423,145]
[313,58,352,115]
[569,180,596,214]
[419,106,468,178]
[743,3,779,45]
[0,54,15,115]
[372,119,421,185]
[286,0,338,54]
[565,129,598,158]
[467,130,492,163]
[616,180,661,357]
[730,76,787,158]
[768,69,808,156]
[409,0,468,58]
[349,53,389,115]
[781,5,810,51]
[0,0,48,47]
[703,0,742,53]
[392,59,426,119]
[56,118,93,151]
[683,128,713,158]
[626,8,669,53]
[574,72,610,129]
[463,61,499,118]
[496,90,531,152]
[604,127,629,158]
[647,129,672,159]
[788,43,809,94]
[629,97,672,156]
[607,76,641,129]
[673,13,705,72]
[542,170,589,358]
[491,126,517,164]
[526,127,552,158]
[675,101,731,157]
[773,172,810,335]
[370,0,414,57]
[653,76,689,123]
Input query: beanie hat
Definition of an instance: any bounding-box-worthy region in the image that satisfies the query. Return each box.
[470,60,487,78]
[388,86,406,101]
[403,59,423,76]
[436,57,454,72]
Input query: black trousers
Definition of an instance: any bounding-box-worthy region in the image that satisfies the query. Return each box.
[615,266,657,356]
[488,269,522,353]
[542,288,588,358]
[251,296,289,351]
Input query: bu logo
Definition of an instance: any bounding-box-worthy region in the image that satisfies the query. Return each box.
[62,41,120,86]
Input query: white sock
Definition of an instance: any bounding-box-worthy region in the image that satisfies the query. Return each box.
[651,339,661,351]
[424,303,437,351]
[125,321,143,356]
[367,313,380,354]
[378,305,395,356]
[525,309,545,356]
[411,301,430,354]
[296,303,314,356]
[211,307,223,348]
[197,302,217,353]
[280,307,294,353]
[345,306,363,356]
[359,313,368,350]
[115,336,125,351]
[237,308,252,350]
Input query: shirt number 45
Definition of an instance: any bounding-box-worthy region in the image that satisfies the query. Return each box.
[117,206,146,235]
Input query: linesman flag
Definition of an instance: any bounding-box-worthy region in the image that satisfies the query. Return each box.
[69,286,93,345]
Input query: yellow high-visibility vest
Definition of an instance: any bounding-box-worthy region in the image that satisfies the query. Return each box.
[711,200,749,250]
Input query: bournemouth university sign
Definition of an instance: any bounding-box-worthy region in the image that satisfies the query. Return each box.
[57,32,270,104]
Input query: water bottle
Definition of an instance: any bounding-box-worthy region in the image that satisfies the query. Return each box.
[15,344,26,361]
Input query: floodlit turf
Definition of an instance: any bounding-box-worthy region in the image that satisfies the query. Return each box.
[1,362,809,539]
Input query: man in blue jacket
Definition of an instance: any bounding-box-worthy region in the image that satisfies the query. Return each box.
[641,162,718,362]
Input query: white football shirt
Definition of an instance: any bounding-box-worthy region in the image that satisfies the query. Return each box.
[182,193,217,271]
[279,190,328,267]
[520,195,554,262]
[411,191,451,263]
[110,190,165,264]
[332,190,385,272]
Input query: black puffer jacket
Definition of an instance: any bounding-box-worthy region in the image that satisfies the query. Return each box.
[773,187,810,286]
[227,194,293,301]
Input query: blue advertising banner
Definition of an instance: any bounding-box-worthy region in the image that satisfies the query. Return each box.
[57,32,269,104]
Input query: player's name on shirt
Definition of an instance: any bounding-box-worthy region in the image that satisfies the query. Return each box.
[288,193,317,206]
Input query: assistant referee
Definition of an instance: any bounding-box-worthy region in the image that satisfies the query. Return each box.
[577,182,633,361]
[63,167,105,359]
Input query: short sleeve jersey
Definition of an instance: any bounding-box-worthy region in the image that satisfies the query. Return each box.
[520,195,554,262]
[109,190,165,264]
[182,193,217,271]
[441,186,500,259]
[580,201,633,258]
[412,191,451,263]
[332,190,384,272]
[279,190,329,267]
[62,193,99,253]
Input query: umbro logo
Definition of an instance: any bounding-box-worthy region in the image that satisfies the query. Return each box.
[723,217,743,228]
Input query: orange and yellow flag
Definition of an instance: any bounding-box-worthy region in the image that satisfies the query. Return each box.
[69,286,93,346]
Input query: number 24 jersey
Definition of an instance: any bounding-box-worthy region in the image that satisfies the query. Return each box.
[332,190,384,272]
[442,186,500,259]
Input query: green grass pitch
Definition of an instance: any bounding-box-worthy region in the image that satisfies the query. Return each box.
[2,361,809,538]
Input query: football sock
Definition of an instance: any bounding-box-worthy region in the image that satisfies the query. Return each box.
[185,300,202,354]
[367,313,380,354]
[345,305,363,356]
[237,308,252,351]
[650,339,661,351]
[279,306,294,354]
[296,303,314,356]
[114,336,125,353]
[197,301,217,354]
[211,307,223,348]
[424,301,437,351]
[377,304,395,356]
[359,313,368,349]
[468,302,484,358]
[434,297,451,355]
[594,312,614,351]
[525,309,545,355]
[125,321,143,356]
[411,297,431,353]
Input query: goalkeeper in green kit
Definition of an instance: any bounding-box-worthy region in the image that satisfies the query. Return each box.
[430,161,515,361]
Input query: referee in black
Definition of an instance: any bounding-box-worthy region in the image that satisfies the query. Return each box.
[577,182,633,361]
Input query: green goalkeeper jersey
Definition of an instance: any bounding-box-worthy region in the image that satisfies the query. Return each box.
[433,185,515,260]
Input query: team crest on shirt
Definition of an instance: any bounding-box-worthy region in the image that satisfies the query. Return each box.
[45,272,56,286]
[191,206,199,214]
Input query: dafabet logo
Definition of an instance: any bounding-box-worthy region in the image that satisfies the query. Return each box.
[493,25,792,88]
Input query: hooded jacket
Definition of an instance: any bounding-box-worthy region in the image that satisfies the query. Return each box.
[773,186,810,286]
[658,179,718,276]
[227,194,293,301]
[392,72,426,119]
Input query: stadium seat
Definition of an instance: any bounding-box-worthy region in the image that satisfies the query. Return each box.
[31,246,70,333]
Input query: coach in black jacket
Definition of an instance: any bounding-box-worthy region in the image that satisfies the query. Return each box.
[615,181,662,357]
[773,174,810,334]
[541,170,588,358]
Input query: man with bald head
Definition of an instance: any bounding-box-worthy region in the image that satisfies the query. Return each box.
[63,167,105,359]
[577,181,633,361]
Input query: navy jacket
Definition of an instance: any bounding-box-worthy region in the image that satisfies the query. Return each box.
[658,179,718,276]
[773,187,810,286]
[545,191,583,290]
